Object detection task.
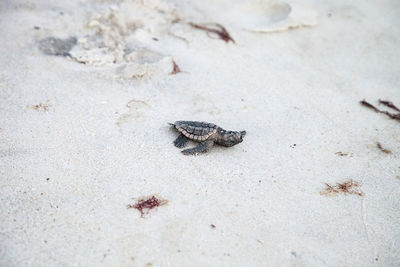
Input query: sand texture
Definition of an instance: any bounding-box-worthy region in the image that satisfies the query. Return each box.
[0,0,399,266]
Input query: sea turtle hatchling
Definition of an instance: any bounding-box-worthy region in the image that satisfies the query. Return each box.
[169,121,246,155]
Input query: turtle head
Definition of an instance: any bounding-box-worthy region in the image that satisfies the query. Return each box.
[219,130,246,147]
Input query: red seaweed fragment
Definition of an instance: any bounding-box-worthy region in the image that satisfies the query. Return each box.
[26,100,51,112]
[170,59,181,75]
[360,100,400,122]
[335,152,353,157]
[376,142,392,154]
[189,22,235,43]
[360,100,380,112]
[127,195,168,217]
[320,179,364,196]
[379,99,400,112]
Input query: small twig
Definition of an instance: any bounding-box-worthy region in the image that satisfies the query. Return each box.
[168,32,189,45]
[376,142,392,154]
[189,22,235,43]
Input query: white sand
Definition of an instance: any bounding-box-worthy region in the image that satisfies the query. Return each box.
[0,0,399,266]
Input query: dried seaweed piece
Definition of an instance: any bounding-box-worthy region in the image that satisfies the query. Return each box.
[320,179,364,196]
[360,100,400,122]
[170,59,181,75]
[376,142,392,154]
[322,183,339,194]
[336,181,353,193]
[127,195,168,217]
[26,100,51,112]
[189,22,235,43]
[360,100,380,112]
[335,152,353,157]
[379,99,400,112]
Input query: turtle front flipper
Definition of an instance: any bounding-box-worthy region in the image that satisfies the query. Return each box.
[173,134,188,148]
[182,140,214,155]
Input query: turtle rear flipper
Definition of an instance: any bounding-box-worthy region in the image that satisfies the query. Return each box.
[182,140,214,155]
[173,134,188,148]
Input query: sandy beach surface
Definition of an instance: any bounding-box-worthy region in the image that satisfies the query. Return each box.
[0,0,399,266]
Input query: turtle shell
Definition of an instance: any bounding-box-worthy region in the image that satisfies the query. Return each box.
[173,121,217,142]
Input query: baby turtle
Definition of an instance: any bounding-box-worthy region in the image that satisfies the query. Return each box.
[169,121,246,155]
